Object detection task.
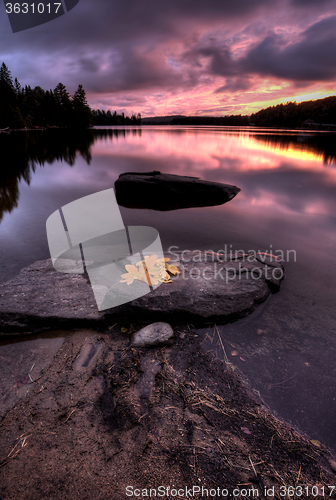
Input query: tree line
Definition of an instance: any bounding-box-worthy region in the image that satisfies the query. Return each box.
[0,62,141,129]
[250,97,336,128]
[169,98,336,129]
[170,115,249,126]
[92,109,141,126]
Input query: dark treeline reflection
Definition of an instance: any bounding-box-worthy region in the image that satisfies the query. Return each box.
[252,131,336,165]
[0,129,95,222]
[94,128,142,139]
[0,128,144,222]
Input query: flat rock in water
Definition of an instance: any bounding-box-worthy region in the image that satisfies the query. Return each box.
[132,322,174,347]
[0,251,284,334]
[115,171,241,210]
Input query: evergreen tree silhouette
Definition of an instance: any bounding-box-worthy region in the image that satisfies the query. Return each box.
[0,61,141,129]
[72,84,93,127]
[54,82,71,127]
[0,62,24,128]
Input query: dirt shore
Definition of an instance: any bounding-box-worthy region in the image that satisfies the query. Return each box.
[0,323,335,499]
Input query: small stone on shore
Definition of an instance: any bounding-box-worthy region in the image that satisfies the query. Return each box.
[132,322,174,347]
[328,459,336,471]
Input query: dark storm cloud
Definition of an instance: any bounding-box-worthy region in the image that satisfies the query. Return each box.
[242,16,336,81]
[199,47,236,77]
[0,0,277,93]
[1,0,336,100]
[183,15,336,87]
[1,0,271,49]
[77,57,100,74]
[74,48,189,93]
[215,77,253,93]
[290,0,334,6]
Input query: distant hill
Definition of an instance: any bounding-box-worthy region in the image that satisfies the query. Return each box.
[141,115,186,125]
[141,114,249,126]
[250,96,336,129]
[142,96,336,129]
[170,115,249,126]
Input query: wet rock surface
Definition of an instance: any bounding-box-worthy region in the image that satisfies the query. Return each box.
[115,170,241,210]
[132,322,174,347]
[0,251,284,334]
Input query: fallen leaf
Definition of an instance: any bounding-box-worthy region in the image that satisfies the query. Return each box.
[120,273,135,285]
[125,264,138,274]
[166,264,181,275]
[143,254,158,269]
[120,255,179,286]
[310,440,321,447]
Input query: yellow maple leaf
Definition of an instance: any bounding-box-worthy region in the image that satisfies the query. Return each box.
[157,257,170,263]
[125,264,138,274]
[143,254,158,268]
[120,272,135,285]
[120,255,180,286]
[166,264,180,275]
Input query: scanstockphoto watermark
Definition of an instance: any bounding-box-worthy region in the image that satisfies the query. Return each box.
[126,485,260,497]
[168,244,296,264]
[166,244,295,283]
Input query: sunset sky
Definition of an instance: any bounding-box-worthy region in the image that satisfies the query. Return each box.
[0,0,336,117]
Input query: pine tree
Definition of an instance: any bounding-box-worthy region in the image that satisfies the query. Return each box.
[0,63,19,128]
[14,77,21,95]
[72,84,93,127]
[0,62,15,91]
[54,82,71,126]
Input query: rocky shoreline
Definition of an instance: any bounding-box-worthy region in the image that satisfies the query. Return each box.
[0,322,335,500]
[1,256,335,499]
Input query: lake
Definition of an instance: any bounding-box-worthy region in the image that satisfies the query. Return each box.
[1,125,336,451]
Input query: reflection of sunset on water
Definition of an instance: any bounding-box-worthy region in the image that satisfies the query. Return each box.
[92,127,335,177]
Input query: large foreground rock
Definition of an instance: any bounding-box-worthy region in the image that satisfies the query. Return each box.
[115,171,240,210]
[0,251,284,334]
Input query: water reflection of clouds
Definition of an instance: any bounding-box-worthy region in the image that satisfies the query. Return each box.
[92,128,335,173]
[91,129,336,221]
[229,163,336,217]
[2,128,336,283]
[89,127,336,268]
[205,202,336,267]
[15,128,333,226]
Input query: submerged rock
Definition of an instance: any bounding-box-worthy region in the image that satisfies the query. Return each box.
[132,322,174,347]
[115,171,241,211]
[0,251,284,334]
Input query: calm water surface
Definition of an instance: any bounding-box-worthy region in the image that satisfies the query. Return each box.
[1,126,336,451]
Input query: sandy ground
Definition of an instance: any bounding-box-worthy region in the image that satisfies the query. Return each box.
[0,324,335,500]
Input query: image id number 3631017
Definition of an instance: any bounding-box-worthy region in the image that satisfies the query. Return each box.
[5,3,62,14]
[280,485,336,496]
